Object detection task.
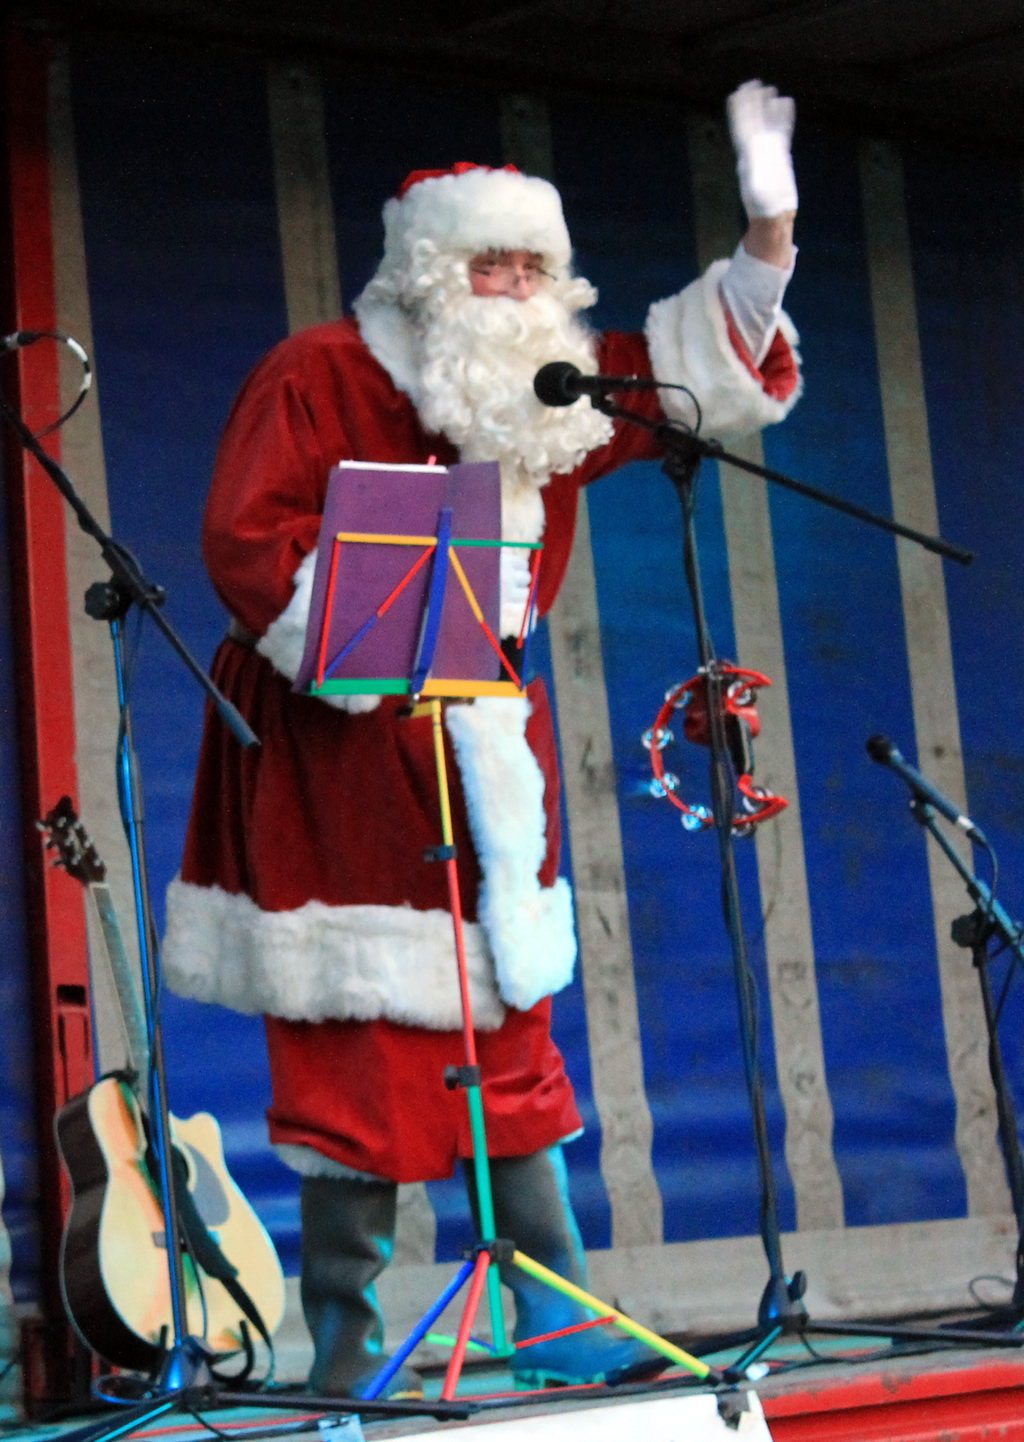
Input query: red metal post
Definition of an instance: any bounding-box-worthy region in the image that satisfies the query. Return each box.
[0,24,95,1409]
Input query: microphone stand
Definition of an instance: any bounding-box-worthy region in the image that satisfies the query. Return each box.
[586,397,1018,1373]
[907,797,1024,1317]
[0,379,257,1385]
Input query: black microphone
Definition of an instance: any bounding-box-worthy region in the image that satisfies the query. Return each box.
[533,361,660,407]
[866,734,987,845]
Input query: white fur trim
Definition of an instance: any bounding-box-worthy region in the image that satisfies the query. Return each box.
[256,551,381,715]
[355,168,574,399]
[498,478,544,638]
[645,259,802,440]
[163,877,506,1030]
[500,469,546,545]
[387,168,571,273]
[500,543,533,640]
[353,301,424,404]
[274,1144,389,1183]
[445,697,577,1010]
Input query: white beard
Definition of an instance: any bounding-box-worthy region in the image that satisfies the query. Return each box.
[413,284,614,542]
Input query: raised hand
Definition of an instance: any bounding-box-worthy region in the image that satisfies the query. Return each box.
[727,80,798,220]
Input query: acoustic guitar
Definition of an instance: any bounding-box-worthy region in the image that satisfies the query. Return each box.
[42,798,286,1370]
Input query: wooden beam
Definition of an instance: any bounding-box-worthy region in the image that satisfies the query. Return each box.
[859,137,1010,1220]
[501,91,664,1249]
[0,25,95,1408]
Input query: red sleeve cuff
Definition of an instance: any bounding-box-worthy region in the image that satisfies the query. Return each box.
[723,304,800,403]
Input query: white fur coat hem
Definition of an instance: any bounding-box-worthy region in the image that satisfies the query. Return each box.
[162,878,507,1030]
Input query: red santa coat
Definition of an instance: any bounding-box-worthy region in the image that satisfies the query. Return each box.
[163,270,800,1182]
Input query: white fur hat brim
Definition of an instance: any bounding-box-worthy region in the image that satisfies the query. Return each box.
[383,165,572,271]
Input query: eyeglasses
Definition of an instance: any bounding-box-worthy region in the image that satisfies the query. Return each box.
[468,253,553,284]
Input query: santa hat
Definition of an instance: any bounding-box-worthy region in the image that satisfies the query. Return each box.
[353,162,585,400]
[379,161,572,274]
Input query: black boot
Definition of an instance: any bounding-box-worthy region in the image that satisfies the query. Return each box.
[463,1147,669,1387]
[300,1175,423,1399]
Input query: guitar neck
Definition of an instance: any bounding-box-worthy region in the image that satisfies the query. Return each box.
[88,882,150,1091]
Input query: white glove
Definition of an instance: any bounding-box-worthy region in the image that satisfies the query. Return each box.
[727,80,798,219]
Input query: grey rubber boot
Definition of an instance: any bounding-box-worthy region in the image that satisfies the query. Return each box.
[300,1175,423,1399]
[463,1147,669,1386]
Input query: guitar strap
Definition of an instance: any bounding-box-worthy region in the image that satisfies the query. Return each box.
[143,1133,275,1357]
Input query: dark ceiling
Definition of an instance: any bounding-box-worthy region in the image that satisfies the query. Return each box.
[10,0,1024,145]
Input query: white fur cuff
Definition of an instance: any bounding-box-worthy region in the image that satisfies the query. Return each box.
[645,259,802,440]
[256,550,381,714]
[162,877,507,1030]
[445,696,577,1011]
[274,1144,391,1183]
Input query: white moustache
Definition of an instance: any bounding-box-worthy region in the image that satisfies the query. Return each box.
[415,285,614,483]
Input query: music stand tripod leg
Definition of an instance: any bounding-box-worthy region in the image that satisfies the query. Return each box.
[510,1252,714,1380]
[360,1258,476,1400]
[424,701,722,1392]
[425,701,509,1362]
[440,1249,492,1399]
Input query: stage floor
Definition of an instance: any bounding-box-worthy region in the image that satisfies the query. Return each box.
[12,1332,1024,1442]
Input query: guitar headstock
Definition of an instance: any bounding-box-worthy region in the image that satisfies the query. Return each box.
[39,795,106,885]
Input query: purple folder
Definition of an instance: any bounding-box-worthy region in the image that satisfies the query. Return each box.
[295,460,502,691]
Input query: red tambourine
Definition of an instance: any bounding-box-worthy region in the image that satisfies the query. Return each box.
[644,665,788,835]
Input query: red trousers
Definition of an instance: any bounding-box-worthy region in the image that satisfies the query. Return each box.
[265,999,582,1182]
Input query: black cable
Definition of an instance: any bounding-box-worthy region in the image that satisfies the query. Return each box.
[660,391,703,436]
[979,834,1000,953]
[994,951,1016,1028]
[188,1408,236,1441]
[796,1331,832,1365]
[771,1337,958,1374]
[969,1273,1015,1307]
[91,1373,157,1405]
[183,1422,324,1442]
[0,329,93,437]
[978,834,1020,1029]
[671,450,786,1294]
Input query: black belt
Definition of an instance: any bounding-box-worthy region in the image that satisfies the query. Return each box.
[500,636,533,685]
[227,617,258,648]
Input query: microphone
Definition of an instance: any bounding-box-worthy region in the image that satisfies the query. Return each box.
[866,734,988,845]
[1,331,47,351]
[534,361,660,407]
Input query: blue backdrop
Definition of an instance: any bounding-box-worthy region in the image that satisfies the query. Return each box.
[3,35,1024,1301]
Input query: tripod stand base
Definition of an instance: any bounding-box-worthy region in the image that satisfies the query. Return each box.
[155,1338,216,1393]
[757,1271,808,1332]
[721,1273,809,1382]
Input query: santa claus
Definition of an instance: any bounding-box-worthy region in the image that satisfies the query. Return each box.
[163,81,802,1395]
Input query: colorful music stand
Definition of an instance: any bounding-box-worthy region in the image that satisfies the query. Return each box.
[296,461,539,700]
[300,460,711,1398]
